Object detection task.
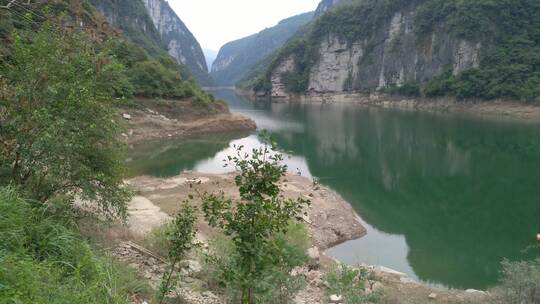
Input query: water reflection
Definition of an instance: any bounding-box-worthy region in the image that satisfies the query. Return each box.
[127,89,540,289]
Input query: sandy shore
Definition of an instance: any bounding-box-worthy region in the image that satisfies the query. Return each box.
[127,171,366,250]
[119,107,256,144]
[121,171,488,303]
[241,89,540,121]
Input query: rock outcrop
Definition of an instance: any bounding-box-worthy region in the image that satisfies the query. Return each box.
[142,0,212,85]
[271,56,296,98]
[260,1,485,98]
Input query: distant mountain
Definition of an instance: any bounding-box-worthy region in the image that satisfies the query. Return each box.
[211,11,314,86]
[203,49,218,72]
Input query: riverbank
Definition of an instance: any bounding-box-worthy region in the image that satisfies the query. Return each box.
[112,171,490,303]
[126,171,366,250]
[239,89,540,121]
[118,99,256,144]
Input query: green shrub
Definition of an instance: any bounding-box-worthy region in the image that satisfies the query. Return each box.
[0,23,131,218]
[325,264,383,304]
[203,222,310,304]
[201,139,310,303]
[382,82,421,97]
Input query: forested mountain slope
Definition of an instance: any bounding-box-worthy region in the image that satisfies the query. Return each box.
[211,12,314,86]
[1,0,213,101]
[88,0,212,86]
[248,0,540,102]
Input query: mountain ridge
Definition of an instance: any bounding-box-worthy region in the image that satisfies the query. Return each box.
[211,11,314,86]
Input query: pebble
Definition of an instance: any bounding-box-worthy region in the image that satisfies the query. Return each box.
[329,294,343,303]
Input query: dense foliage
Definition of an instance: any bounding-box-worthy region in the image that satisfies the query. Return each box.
[211,12,314,86]
[0,187,149,303]
[0,1,215,102]
[247,0,413,94]
[417,0,540,101]
[89,0,213,86]
[248,0,540,102]
[201,139,310,303]
[0,23,130,218]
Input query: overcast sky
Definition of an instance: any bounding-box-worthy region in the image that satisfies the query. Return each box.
[168,0,320,51]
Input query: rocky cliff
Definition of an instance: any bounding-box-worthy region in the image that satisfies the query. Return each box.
[255,0,539,102]
[142,0,212,86]
[211,12,314,86]
[89,0,165,56]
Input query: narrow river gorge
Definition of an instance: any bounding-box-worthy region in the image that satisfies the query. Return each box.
[127,89,540,290]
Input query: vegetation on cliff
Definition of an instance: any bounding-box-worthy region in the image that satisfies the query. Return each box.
[0,0,214,102]
[248,0,540,102]
[418,0,540,101]
[211,12,314,86]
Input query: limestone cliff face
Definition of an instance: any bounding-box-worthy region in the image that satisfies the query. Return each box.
[142,0,212,85]
[271,56,296,98]
[268,4,481,96]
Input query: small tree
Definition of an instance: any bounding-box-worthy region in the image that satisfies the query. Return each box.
[492,258,540,304]
[157,204,198,304]
[0,23,130,218]
[202,137,310,304]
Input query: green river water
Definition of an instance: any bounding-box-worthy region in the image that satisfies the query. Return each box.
[127,89,540,290]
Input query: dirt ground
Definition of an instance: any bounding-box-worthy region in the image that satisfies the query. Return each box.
[121,171,490,304]
[126,171,366,250]
[247,90,540,122]
[118,99,256,144]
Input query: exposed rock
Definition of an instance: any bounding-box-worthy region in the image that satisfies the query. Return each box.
[376,266,407,277]
[268,4,483,97]
[271,56,296,98]
[141,0,211,85]
[329,294,343,303]
[465,289,487,295]
[307,247,321,260]
[428,292,438,299]
[400,276,416,284]
[122,113,132,120]
[181,259,202,276]
[120,105,256,144]
[308,36,363,93]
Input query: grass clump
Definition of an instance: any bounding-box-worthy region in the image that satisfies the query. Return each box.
[0,187,150,304]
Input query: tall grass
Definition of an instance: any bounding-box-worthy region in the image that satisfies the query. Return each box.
[0,187,150,303]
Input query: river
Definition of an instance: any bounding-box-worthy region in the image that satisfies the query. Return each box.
[126,89,540,290]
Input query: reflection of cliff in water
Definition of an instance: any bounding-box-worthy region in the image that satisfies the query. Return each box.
[268,103,540,289]
[125,132,249,178]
